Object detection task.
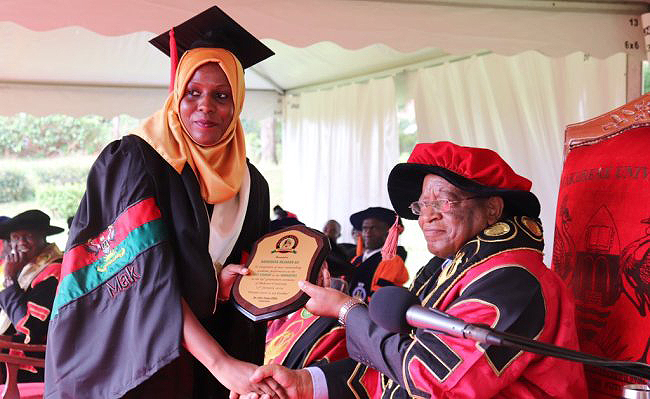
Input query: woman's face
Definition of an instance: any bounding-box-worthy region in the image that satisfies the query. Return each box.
[179,62,234,146]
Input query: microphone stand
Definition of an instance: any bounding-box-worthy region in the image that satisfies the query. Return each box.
[371,287,650,381]
[446,321,650,380]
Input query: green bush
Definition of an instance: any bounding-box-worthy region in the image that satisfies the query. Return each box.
[36,184,85,218]
[0,114,112,157]
[34,166,90,185]
[0,170,35,203]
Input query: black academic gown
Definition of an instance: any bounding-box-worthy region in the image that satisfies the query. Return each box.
[45,135,269,399]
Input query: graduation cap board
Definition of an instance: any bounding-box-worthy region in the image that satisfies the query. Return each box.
[149,5,275,70]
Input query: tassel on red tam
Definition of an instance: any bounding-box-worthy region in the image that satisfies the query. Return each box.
[169,27,178,92]
[381,215,403,261]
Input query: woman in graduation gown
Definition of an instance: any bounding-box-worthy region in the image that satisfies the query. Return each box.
[44,11,280,399]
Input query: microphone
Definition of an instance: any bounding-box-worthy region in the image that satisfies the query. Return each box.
[368,286,650,380]
[369,286,502,345]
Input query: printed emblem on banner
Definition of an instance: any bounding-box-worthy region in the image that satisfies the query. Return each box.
[574,206,621,308]
[553,196,575,281]
[622,216,650,315]
[272,235,299,254]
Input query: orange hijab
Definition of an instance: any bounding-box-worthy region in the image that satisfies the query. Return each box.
[133,48,246,204]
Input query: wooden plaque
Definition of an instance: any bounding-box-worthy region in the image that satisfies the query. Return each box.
[232,225,331,322]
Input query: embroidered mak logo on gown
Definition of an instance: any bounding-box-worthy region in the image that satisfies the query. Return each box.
[52,197,167,317]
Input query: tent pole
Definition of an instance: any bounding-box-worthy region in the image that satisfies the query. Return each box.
[627,53,642,102]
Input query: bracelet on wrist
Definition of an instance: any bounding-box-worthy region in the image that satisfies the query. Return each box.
[338,298,365,325]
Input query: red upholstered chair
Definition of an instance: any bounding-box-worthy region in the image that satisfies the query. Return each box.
[0,337,45,399]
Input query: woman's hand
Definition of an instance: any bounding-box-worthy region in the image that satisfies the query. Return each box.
[210,356,285,399]
[180,300,284,398]
[236,364,312,399]
[218,264,250,301]
[299,280,351,319]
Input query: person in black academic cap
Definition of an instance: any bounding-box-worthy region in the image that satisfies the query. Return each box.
[44,6,283,399]
[346,207,409,301]
[0,210,63,383]
[273,205,297,220]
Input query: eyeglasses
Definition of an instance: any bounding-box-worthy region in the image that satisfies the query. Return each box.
[409,197,480,215]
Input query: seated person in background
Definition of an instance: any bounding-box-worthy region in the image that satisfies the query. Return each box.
[321,220,354,287]
[269,215,303,233]
[273,205,297,220]
[322,220,340,244]
[337,227,361,262]
[0,210,64,382]
[247,141,587,399]
[322,220,346,260]
[348,207,409,301]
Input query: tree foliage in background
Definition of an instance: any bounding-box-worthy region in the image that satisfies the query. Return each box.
[0,112,282,219]
[241,117,281,165]
[35,166,90,185]
[0,170,35,203]
[242,117,262,163]
[398,101,417,159]
[0,113,111,157]
[36,185,86,219]
[644,61,650,95]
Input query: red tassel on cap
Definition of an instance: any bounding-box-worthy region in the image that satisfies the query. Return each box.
[381,215,402,261]
[169,28,178,92]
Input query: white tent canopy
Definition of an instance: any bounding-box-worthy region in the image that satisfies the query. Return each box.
[3,0,648,56]
[2,0,649,118]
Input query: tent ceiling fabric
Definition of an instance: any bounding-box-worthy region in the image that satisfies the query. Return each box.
[0,22,451,91]
[1,0,648,116]
[2,0,647,57]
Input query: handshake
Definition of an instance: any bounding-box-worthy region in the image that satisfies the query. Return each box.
[217,276,351,399]
[227,363,313,399]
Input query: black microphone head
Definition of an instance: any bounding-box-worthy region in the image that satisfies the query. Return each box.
[369,286,420,333]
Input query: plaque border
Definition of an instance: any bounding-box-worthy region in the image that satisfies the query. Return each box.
[232,225,330,322]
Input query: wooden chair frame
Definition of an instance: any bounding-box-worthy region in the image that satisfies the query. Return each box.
[0,337,45,399]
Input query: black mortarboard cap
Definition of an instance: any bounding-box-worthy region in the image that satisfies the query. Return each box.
[349,207,397,231]
[149,6,274,69]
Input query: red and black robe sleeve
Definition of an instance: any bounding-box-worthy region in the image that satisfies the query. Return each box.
[321,239,585,399]
[0,262,61,345]
[266,308,347,369]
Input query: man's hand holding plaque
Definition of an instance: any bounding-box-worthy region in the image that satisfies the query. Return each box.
[232,225,331,321]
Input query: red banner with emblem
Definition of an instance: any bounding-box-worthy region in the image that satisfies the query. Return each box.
[554,95,650,398]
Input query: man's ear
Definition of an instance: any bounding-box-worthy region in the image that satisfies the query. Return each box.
[486,197,504,224]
